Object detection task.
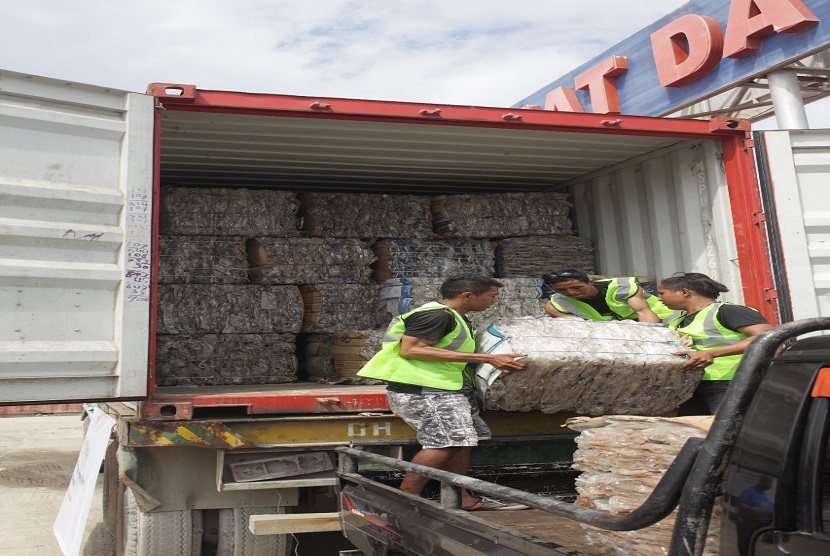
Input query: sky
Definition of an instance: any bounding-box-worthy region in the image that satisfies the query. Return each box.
[0,0,825,128]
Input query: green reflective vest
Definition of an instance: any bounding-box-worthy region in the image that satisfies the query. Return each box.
[356,302,475,390]
[550,277,677,322]
[667,302,753,381]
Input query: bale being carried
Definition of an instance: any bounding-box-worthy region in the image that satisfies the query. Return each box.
[474,317,700,414]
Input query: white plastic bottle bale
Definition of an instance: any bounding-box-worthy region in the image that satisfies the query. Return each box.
[474,317,700,415]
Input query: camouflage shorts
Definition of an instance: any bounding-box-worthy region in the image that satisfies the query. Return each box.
[387,390,491,449]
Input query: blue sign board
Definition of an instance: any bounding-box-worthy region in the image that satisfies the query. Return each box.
[512,0,830,115]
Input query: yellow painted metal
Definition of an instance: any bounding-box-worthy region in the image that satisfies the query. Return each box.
[127,411,576,448]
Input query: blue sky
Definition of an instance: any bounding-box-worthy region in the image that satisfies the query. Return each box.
[0,0,825,126]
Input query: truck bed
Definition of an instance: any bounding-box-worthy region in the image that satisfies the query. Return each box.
[480,510,594,554]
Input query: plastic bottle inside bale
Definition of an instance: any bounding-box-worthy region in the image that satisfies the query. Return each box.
[567,415,721,556]
[473,317,701,415]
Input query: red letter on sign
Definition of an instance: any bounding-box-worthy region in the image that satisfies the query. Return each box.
[544,87,585,112]
[724,0,819,58]
[574,56,629,114]
[651,15,724,87]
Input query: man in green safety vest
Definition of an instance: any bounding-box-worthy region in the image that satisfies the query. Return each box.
[542,269,675,323]
[657,272,773,415]
[358,275,530,511]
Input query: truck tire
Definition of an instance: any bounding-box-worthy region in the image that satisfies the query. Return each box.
[121,487,204,556]
[216,507,294,556]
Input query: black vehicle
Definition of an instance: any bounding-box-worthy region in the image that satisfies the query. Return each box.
[337,318,830,555]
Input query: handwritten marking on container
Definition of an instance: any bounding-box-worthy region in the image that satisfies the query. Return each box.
[124,188,152,303]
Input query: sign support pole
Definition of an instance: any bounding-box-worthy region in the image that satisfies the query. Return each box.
[767,69,810,130]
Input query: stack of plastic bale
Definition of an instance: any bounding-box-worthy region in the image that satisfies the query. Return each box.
[301,329,386,384]
[295,193,436,381]
[156,186,303,386]
[248,237,376,285]
[473,317,701,414]
[156,285,302,385]
[299,192,434,239]
[496,235,595,278]
[371,238,495,282]
[376,277,547,328]
[431,192,573,238]
[566,415,720,556]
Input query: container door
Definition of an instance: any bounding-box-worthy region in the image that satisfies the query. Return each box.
[755,130,830,322]
[0,70,154,404]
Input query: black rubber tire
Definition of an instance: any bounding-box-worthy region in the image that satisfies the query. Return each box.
[216,506,294,556]
[120,487,203,556]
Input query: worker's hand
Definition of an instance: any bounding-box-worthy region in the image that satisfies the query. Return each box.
[487,353,528,374]
[672,350,714,372]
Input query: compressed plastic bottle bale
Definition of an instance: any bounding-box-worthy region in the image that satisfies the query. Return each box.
[432,192,572,238]
[159,187,301,236]
[249,237,376,285]
[299,192,433,239]
[300,329,385,384]
[372,239,495,282]
[158,235,249,284]
[474,317,700,415]
[496,235,595,278]
[155,333,298,386]
[376,277,443,325]
[566,415,720,555]
[157,284,303,334]
[300,284,381,332]
[472,278,548,324]
[376,277,546,327]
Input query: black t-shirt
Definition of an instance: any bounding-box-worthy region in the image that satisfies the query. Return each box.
[679,303,769,331]
[581,281,613,317]
[400,309,461,341]
[385,307,473,394]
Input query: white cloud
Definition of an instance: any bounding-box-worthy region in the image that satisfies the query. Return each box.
[1,0,827,126]
[0,0,686,105]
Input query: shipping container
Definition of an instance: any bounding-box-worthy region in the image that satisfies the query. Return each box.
[0,69,825,554]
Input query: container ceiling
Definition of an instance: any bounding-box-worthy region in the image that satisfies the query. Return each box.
[159,110,686,194]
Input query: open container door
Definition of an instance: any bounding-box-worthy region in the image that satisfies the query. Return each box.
[0,70,154,404]
[755,129,830,323]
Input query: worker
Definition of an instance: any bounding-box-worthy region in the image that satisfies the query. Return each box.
[542,269,675,323]
[656,272,773,415]
[357,275,530,511]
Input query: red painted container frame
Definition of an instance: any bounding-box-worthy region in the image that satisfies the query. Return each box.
[144,86,774,417]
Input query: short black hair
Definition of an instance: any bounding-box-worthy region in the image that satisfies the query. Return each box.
[659,272,729,299]
[440,275,503,298]
[542,269,590,285]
